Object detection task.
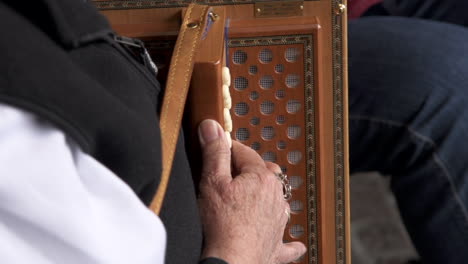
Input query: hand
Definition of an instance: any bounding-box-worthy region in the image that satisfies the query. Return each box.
[197,120,306,264]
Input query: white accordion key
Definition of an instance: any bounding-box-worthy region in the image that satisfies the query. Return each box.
[222,66,231,87]
[224,96,232,110]
[222,67,232,148]
[224,108,232,133]
[222,84,232,109]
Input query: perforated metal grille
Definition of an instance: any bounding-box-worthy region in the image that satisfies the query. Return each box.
[250,117,260,126]
[234,102,249,116]
[281,166,287,174]
[234,76,248,91]
[277,140,286,150]
[287,100,301,114]
[289,224,305,238]
[262,151,277,163]
[260,101,274,115]
[277,115,286,125]
[259,48,273,63]
[275,64,284,73]
[287,150,302,165]
[286,74,300,88]
[251,142,261,150]
[249,65,258,75]
[289,176,303,189]
[250,91,259,101]
[259,75,274,89]
[285,47,300,62]
[233,50,247,64]
[236,128,250,141]
[228,40,313,257]
[276,90,286,99]
[261,126,275,140]
[290,200,304,213]
[287,125,301,139]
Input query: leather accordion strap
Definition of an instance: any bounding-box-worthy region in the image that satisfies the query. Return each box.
[150,4,211,215]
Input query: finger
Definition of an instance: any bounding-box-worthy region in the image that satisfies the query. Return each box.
[198,119,232,185]
[265,162,282,174]
[264,161,287,198]
[276,242,307,264]
[231,140,266,173]
[281,203,291,226]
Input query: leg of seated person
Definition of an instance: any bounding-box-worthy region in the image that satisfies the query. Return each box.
[348,17,468,264]
[380,0,468,27]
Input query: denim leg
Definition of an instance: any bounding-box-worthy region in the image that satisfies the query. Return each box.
[381,0,468,26]
[349,17,468,263]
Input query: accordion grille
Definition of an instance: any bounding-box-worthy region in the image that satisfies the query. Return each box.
[228,37,316,263]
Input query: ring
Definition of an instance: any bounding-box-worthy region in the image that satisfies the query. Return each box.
[275,172,292,200]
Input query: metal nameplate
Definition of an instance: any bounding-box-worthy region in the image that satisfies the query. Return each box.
[255,1,304,18]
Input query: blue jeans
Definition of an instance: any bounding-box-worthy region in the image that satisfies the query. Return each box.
[349,17,468,263]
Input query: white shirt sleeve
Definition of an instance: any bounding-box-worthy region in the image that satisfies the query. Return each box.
[0,103,166,264]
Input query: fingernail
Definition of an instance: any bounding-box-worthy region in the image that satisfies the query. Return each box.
[198,119,223,146]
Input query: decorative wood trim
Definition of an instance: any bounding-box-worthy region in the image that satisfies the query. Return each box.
[331,1,348,264]
[94,0,318,10]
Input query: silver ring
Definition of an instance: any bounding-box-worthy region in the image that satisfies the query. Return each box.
[275,173,292,200]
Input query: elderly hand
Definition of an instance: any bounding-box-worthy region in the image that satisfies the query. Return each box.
[197,120,306,264]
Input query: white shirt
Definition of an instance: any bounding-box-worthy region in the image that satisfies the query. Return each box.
[0,103,166,263]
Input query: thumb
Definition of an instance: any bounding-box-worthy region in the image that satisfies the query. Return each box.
[198,119,232,185]
[277,242,307,264]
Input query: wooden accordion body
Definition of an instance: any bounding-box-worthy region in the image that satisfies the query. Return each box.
[95,1,350,263]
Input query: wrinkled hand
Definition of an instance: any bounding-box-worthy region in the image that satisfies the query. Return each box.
[197,120,306,264]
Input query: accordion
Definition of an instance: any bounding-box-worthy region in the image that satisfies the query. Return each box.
[95,1,349,263]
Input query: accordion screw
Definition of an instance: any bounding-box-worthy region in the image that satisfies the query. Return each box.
[208,12,219,21]
[335,3,346,14]
[187,22,200,29]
